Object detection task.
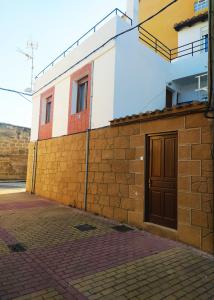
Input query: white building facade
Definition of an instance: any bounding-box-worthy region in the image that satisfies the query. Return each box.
[31,0,208,141]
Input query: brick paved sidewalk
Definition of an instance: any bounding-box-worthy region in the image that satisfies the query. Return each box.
[0,192,213,300]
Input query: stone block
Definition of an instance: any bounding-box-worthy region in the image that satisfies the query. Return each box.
[192,144,212,160]
[125,149,136,160]
[178,146,191,160]
[118,123,140,136]
[129,160,144,173]
[114,149,125,160]
[191,176,208,193]
[109,196,121,208]
[178,176,191,192]
[202,160,214,177]
[116,173,135,185]
[112,160,129,173]
[179,128,201,145]
[201,126,213,143]
[178,161,201,176]
[130,135,144,148]
[103,173,116,183]
[119,184,129,197]
[135,173,144,185]
[114,136,130,149]
[202,232,214,254]
[185,113,211,128]
[121,198,135,210]
[129,185,144,200]
[178,192,201,209]
[191,210,208,227]
[178,224,201,248]
[113,208,128,223]
[178,208,191,225]
[107,184,120,196]
[128,211,143,226]
[140,117,185,134]
[102,150,114,160]
[102,206,114,219]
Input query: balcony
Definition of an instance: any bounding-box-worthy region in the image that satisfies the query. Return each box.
[138,26,208,62]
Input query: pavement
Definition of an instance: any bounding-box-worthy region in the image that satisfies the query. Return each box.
[0,189,213,300]
[0,181,26,195]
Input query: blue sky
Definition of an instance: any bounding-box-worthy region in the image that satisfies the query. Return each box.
[0,0,126,128]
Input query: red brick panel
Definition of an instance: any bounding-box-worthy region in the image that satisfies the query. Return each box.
[68,64,92,134]
[38,87,55,140]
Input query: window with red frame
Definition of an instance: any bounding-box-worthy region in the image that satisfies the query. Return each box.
[45,97,52,124]
[76,76,88,113]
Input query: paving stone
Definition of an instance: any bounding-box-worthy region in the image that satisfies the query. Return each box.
[0,192,213,300]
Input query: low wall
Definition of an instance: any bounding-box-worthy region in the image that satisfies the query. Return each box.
[0,123,30,180]
[26,104,214,254]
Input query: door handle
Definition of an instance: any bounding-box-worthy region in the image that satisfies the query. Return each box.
[148,178,151,189]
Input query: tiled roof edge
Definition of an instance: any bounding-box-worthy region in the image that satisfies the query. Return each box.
[110,102,208,126]
[174,11,208,32]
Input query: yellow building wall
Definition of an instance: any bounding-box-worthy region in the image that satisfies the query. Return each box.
[139,0,199,50]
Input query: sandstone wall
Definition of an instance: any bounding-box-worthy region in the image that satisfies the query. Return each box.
[26,109,214,254]
[0,123,30,180]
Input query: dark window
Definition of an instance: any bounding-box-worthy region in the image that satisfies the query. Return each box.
[45,98,52,124]
[77,77,88,113]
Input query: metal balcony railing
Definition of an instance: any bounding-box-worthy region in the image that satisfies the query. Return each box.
[35,8,132,79]
[138,25,208,62]
[138,26,171,60]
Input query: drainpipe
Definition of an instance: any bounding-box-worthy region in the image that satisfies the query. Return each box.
[84,129,90,211]
[208,0,214,110]
[31,141,38,194]
[208,0,214,250]
[84,62,94,211]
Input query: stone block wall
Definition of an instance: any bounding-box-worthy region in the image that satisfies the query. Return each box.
[26,107,214,254]
[26,133,86,208]
[0,123,30,180]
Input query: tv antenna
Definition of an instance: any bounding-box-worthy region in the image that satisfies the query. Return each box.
[17,40,38,93]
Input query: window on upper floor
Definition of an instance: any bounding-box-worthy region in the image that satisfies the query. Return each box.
[45,97,52,124]
[194,0,208,12]
[76,76,88,113]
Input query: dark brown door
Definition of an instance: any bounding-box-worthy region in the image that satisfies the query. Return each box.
[166,89,173,108]
[146,132,177,229]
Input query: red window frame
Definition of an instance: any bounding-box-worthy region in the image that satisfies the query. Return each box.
[39,86,55,140]
[68,64,92,135]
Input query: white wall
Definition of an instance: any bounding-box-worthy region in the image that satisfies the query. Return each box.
[52,77,70,137]
[178,21,208,48]
[113,17,171,119]
[30,95,40,141]
[170,52,208,81]
[91,47,116,129]
[31,15,129,140]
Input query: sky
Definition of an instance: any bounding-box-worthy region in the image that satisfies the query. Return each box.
[0,0,126,128]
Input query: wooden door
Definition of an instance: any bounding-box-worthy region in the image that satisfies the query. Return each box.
[166,89,173,108]
[146,132,177,229]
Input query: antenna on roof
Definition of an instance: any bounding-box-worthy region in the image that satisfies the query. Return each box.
[17,40,38,93]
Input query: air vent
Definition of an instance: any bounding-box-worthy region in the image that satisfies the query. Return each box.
[112,225,134,232]
[8,243,27,252]
[74,224,96,232]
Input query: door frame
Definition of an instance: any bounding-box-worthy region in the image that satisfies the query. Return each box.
[144,131,178,228]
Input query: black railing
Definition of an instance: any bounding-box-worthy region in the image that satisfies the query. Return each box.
[138,26,171,60]
[170,37,208,60]
[35,8,132,78]
[139,25,208,62]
